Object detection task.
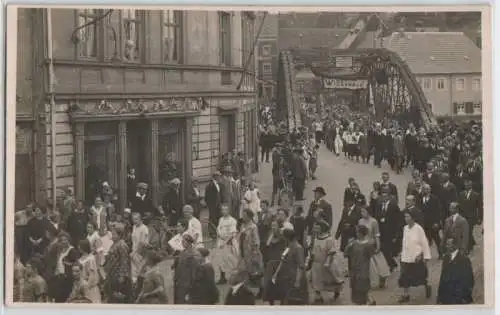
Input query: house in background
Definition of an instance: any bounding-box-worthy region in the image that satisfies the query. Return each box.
[354,31,482,118]
[15,8,260,210]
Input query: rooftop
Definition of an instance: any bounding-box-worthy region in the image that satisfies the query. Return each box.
[278,28,350,51]
[356,31,481,74]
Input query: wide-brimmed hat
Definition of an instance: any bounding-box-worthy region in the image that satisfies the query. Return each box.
[313,186,326,196]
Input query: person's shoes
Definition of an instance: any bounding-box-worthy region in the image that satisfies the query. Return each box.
[398,295,410,303]
[368,300,377,305]
[425,285,432,298]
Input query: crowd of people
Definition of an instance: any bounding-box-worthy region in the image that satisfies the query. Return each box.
[12,99,482,306]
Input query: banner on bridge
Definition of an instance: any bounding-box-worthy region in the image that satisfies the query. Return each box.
[323,78,368,90]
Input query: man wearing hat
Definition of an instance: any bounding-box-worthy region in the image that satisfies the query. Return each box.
[306,186,332,237]
[130,182,157,218]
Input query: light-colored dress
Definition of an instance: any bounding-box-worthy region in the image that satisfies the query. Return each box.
[131,223,149,282]
[358,216,391,287]
[89,206,107,231]
[187,217,204,248]
[87,231,104,266]
[310,234,343,292]
[212,216,239,277]
[78,254,102,303]
[243,188,261,219]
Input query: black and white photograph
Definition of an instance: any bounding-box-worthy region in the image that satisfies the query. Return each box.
[4,6,493,307]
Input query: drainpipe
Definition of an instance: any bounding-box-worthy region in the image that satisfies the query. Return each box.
[47,8,57,212]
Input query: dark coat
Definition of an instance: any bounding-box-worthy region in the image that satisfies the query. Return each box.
[452,171,468,193]
[374,199,402,256]
[189,262,219,305]
[381,181,399,204]
[66,210,89,246]
[419,194,444,227]
[130,194,156,217]
[306,199,333,235]
[187,186,203,218]
[439,182,458,214]
[335,205,362,252]
[437,252,474,305]
[423,172,442,196]
[162,188,182,223]
[343,187,355,205]
[458,190,482,225]
[204,181,222,213]
[442,214,470,255]
[224,284,256,305]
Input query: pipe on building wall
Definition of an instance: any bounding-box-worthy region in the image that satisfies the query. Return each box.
[47,9,57,212]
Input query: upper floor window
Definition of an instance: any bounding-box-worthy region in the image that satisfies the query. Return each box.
[263,62,272,74]
[456,78,465,91]
[122,9,144,62]
[262,44,272,56]
[423,78,432,90]
[219,12,232,66]
[472,78,481,91]
[77,9,98,58]
[241,13,254,67]
[162,10,183,63]
[436,78,446,90]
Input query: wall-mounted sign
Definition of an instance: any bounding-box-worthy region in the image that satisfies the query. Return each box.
[334,56,353,68]
[323,78,368,90]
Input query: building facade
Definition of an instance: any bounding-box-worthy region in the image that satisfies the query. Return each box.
[256,14,278,101]
[15,8,259,210]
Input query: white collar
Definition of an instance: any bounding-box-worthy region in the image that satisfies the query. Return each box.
[136,192,145,199]
[231,282,244,294]
[450,249,459,261]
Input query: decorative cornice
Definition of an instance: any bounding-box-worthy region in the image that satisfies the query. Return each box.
[55,91,256,101]
[50,59,254,75]
[68,97,204,122]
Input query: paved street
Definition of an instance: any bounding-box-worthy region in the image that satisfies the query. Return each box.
[160,144,484,305]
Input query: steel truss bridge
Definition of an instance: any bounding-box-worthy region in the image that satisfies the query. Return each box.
[276,48,436,130]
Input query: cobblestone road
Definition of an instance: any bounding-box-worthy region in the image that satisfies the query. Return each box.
[160,145,484,305]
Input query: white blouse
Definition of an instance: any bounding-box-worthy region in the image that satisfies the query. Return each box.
[401,223,431,263]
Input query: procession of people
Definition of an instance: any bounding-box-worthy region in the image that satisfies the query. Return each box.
[12,98,481,306]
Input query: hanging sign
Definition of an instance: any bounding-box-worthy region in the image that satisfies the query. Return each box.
[323,78,368,90]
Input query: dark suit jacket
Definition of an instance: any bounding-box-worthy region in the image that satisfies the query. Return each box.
[458,190,482,225]
[442,214,469,254]
[419,194,443,227]
[381,182,399,204]
[130,194,156,217]
[335,205,362,252]
[224,284,256,305]
[374,200,403,255]
[306,199,333,235]
[437,252,474,305]
[162,188,182,222]
[423,172,442,196]
[452,171,468,192]
[439,182,458,213]
[343,187,355,205]
[204,181,222,213]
